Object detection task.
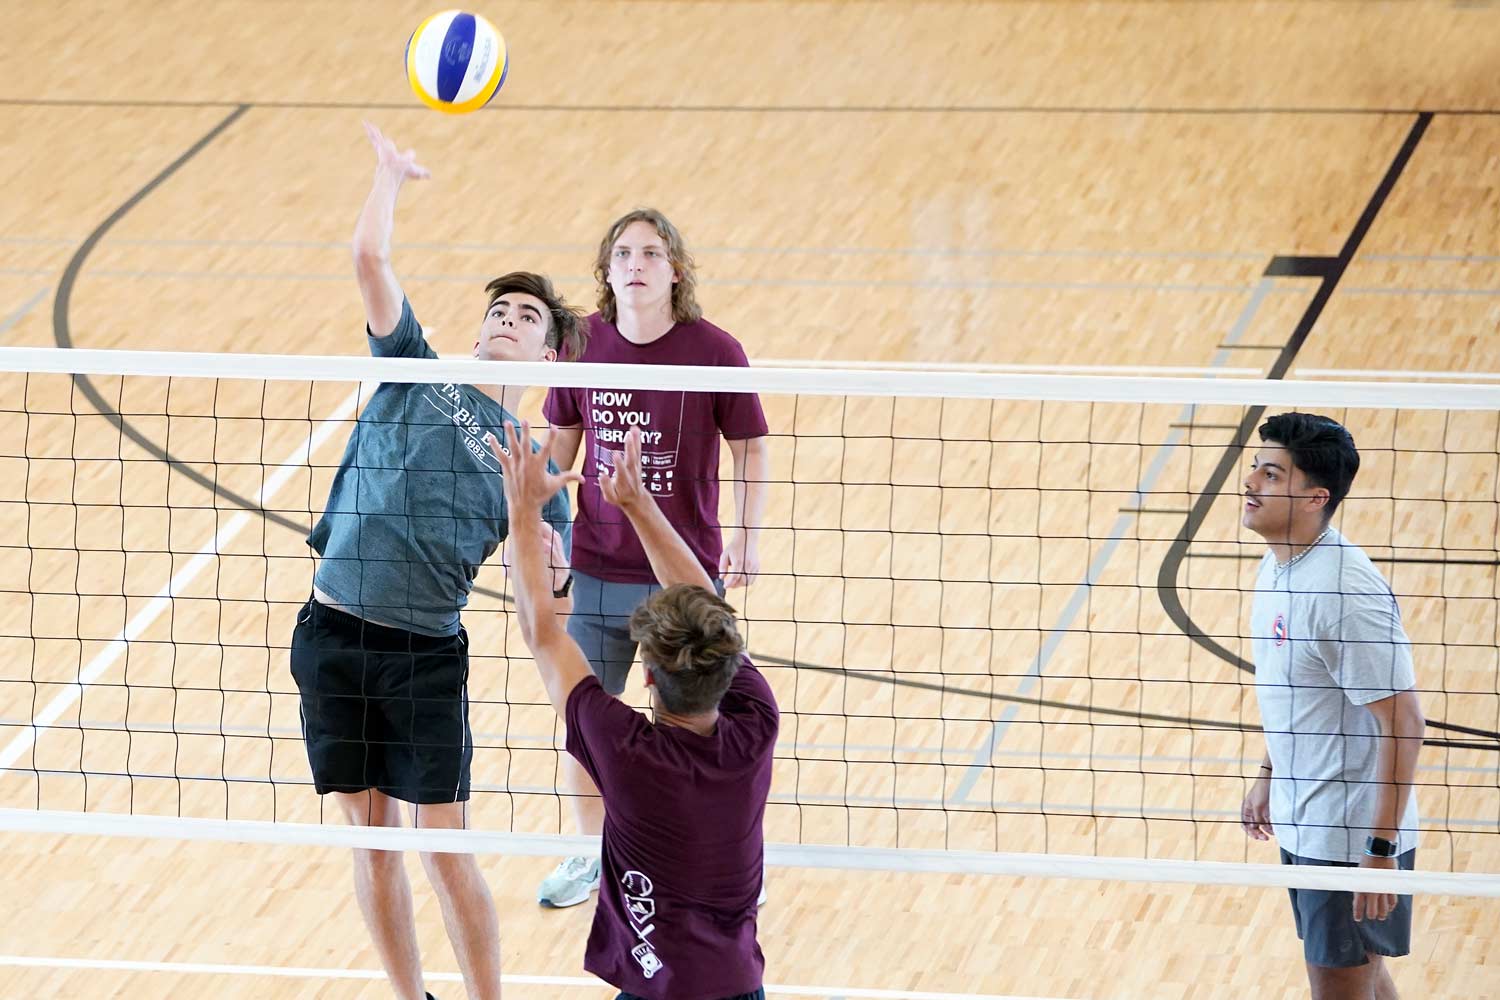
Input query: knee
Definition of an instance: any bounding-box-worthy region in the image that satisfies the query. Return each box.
[355,846,407,881]
[420,849,477,889]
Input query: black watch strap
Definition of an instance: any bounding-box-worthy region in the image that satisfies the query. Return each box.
[1365,835,1399,858]
[553,573,573,599]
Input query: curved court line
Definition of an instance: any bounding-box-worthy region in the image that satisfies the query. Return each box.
[1152,113,1496,752]
[0,385,363,778]
[38,106,1232,762]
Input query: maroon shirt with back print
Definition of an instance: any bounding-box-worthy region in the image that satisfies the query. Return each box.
[564,656,779,999]
[543,314,769,584]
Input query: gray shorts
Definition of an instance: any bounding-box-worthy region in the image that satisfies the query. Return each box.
[566,570,727,695]
[1281,848,1415,968]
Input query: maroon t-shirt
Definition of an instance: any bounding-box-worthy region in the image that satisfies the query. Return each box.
[565,658,778,1000]
[543,315,769,584]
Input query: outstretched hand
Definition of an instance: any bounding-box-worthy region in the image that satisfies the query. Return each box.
[363,120,431,181]
[598,427,650,511]
[487,421,583,520]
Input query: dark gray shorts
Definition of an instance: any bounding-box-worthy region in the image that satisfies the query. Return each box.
[566,571,725,695]
[1281,848,1415,968]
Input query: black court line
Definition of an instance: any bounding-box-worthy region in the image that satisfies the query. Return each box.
[52,107,1494,756]
[1153,112,1499,749]
[6,97,1500,115]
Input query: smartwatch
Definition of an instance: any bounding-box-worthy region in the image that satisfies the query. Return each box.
[553,574,573,599]
[1365,835,1399,859]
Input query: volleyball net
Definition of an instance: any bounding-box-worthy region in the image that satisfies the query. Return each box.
[0,346,1496,897]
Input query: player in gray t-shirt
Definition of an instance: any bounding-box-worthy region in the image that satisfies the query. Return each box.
[289,123,585,1000]
[1239,412,1426,998]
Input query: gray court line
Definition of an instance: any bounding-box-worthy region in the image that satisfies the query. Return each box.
[0,286,47,338]
[0,235,1273,260]
[12,716,1491,775]
[948,277,1278,805]
[75,267,1280,295]
[32,766,1498,830]
[13,233,1500,266]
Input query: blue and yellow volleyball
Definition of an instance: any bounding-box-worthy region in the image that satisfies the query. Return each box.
[405,10,508,114]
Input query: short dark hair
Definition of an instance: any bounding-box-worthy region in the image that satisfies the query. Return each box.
[484,271,589,360]
[1257,412,1360,518]
[629,585,743,715]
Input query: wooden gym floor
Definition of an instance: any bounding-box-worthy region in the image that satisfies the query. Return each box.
[1,2,1499,997]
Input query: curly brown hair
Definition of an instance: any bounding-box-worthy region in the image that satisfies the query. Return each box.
[484,271,589,361]
[629,584,743,715]
[593,209,703,326]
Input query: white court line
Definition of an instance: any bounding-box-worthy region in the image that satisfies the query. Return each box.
[1294,368,1500,381]
[756,358,1263,375]
[0,954,1068,999]
[0,383,368,777]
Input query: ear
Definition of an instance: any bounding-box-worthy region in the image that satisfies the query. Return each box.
[540,346,558,363]
[473,339,481,356]
[1307,487,1331,513]
[642,665,656,689]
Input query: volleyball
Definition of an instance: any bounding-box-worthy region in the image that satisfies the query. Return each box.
[405,10,508,114]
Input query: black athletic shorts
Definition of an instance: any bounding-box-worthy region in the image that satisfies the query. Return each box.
[289,599,472,804]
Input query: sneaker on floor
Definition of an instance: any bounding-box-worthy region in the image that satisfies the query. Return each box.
[539,855,601,908]
[757,867,768,907]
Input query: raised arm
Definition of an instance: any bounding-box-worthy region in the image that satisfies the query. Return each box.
[601,427,715,592]
[487,424,591,716]
[352,122,429,339]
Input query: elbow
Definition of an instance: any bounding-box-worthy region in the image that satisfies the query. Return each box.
[352,245,389,277]
[1403,694,1427,736]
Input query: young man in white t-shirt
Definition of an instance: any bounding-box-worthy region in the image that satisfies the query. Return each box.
[1239,412,1426,1000]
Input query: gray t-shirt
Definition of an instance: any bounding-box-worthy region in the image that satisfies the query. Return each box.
[1251,527,1418,862]
[309,298,572,636]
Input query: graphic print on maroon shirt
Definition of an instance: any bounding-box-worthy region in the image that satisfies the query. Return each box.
[564,657,779,1000]
[543,315,768,584]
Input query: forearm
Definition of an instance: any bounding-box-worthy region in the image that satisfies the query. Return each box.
[1369,695,1425,841]
[729,436,770,533]
[509,523,566,648]
[352,168,407,335]
[624,496,714,591]
[353,168,404,261]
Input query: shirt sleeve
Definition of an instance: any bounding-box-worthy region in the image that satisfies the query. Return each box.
[718,656,780,735]
[543,386,583,427]
[711,337,770,441]
[1316,589,1417,706]
[367,297,438,360]
[565,675,651,793]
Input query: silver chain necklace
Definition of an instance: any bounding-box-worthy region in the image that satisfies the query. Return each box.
[1274,526,1331,580]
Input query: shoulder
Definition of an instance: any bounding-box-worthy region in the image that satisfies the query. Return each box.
[567,675,646,734]
[1326,536,1394,598]
[680,317,752,366]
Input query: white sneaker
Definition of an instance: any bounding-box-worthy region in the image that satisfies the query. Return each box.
[539,855,600,908]
[757,866,768,907]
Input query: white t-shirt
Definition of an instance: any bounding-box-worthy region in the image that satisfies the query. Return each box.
[1251,528,1419,863]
